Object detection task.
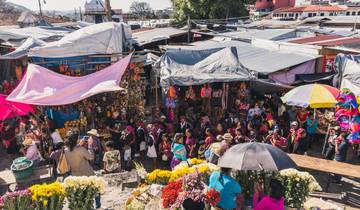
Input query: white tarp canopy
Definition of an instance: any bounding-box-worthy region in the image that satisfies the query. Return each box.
[334,53,360,96]
[157,47,253,88]
[29,22,132,58]
[0,26,71,44]
[0,37,45,60]
[165,40,320,74]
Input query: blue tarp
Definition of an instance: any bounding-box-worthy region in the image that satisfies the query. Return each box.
[46,108,80,128]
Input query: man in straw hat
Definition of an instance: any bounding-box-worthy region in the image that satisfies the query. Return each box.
[86,129,103,170]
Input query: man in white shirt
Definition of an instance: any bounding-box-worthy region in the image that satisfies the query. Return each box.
[51,129,64,145]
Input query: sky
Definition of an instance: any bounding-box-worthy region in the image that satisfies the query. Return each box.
[8,0,172,12]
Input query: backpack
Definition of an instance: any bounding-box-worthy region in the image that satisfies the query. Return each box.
[146,134,154,147]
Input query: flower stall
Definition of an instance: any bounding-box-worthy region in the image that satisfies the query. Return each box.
[0,176,106,210]
[125,158,220,210]
[232,168,322,209]
[126,156,322,210]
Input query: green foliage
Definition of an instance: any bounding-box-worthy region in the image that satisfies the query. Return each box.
[170,0,256,23]
[129,1,153,20]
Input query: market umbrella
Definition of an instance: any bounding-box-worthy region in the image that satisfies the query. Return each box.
[0,94,35,121]
[218,142,297,171]
[281,84,340,108]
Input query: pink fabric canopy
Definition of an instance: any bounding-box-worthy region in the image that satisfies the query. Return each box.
[0,94,35,120]
[7,54,132,106]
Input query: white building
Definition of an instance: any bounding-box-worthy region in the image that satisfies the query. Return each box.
[17,11,38,28]
[272,5,346,20]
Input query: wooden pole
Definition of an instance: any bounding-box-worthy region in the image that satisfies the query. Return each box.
[187,15,191,43]
[105,0,112,22]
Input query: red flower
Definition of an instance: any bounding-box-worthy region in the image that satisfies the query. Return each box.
[205,188,221,207]
[162,179,183,208]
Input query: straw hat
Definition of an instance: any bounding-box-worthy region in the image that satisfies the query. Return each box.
[22,137,34,147]
[223,133,233,143]
[87,129,99,137]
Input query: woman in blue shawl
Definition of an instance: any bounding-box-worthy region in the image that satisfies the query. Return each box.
[171,133,187,169]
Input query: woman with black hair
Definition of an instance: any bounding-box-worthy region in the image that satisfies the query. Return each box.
[208,167,242,210]
[253,178,285,210]
[64,133,94,176]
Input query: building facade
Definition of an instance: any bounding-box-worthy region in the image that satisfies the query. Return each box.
[84,0,123,23]
[272,5,346,20]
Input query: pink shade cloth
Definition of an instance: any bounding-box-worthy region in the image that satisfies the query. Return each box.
[253,192,285,210]
[7,54,132,106]
[0,94,35,121]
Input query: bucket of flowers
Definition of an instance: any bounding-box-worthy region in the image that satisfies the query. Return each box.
[278,169,322,209]
[63,176,106,210]
[30,182,65,210]
[0,189,33,210]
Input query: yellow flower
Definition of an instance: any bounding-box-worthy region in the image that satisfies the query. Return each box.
[43,200,48,206]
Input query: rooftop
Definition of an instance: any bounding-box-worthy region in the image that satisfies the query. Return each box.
[274,5,346,13]
[289,34,360,46]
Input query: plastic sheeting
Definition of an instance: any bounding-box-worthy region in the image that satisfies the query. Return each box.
[157,47,253,88]
[268,60,316,85]
[165,40,319,74]
[29,22,132,58]
[0,26,72,43]
[0,37,45,60]
[7,54,132,105]
[334,53,360,96]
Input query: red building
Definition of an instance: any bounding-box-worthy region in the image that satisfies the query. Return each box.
[256,0,297,11]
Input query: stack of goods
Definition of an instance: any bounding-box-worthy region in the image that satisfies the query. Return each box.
[64,120,80,128]
[127,63,146,120]
[126,185,163,210]
[336,88,360,143]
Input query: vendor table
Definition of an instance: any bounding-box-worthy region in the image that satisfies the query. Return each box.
[0,164,54,193]
[289,154,360,178]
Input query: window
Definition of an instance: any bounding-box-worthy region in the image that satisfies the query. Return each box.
[358,11,360,15]
[320,13,324,16]
[352,11,356,16]
[329,12,333,16]
[308,13,313,17]
[313,13,317,16]
[346,11,350,16]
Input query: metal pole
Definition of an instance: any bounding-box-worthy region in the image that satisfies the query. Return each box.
[38,0,43,19]
[322,124,331,155]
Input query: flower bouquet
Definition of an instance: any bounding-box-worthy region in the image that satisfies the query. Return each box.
[204,188,221,208]
[30,182,65,210]
[279,169,322,209]
[63,176,106,210]
[146,169,172,185]
[161,179,183,209]
[0,189,33,210]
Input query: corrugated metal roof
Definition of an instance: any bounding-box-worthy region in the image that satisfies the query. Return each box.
[205,29,297,41]
[132,27,187,46]
[164,39,320,74]
[290,34,343,44]
[289,34,360,46]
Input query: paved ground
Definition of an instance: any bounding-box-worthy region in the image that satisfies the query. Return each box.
[1,144,359,209]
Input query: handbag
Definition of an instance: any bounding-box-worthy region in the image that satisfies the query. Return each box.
[162,154,168,161]
[57,149,70,175]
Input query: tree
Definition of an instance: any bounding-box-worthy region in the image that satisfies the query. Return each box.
[171,0,255,23]
[129,1,153,20]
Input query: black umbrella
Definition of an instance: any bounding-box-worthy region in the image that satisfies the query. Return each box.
[218,142,297,171]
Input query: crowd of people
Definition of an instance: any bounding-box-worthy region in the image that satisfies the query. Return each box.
[1,81,360,209]
[1,82,358,172]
